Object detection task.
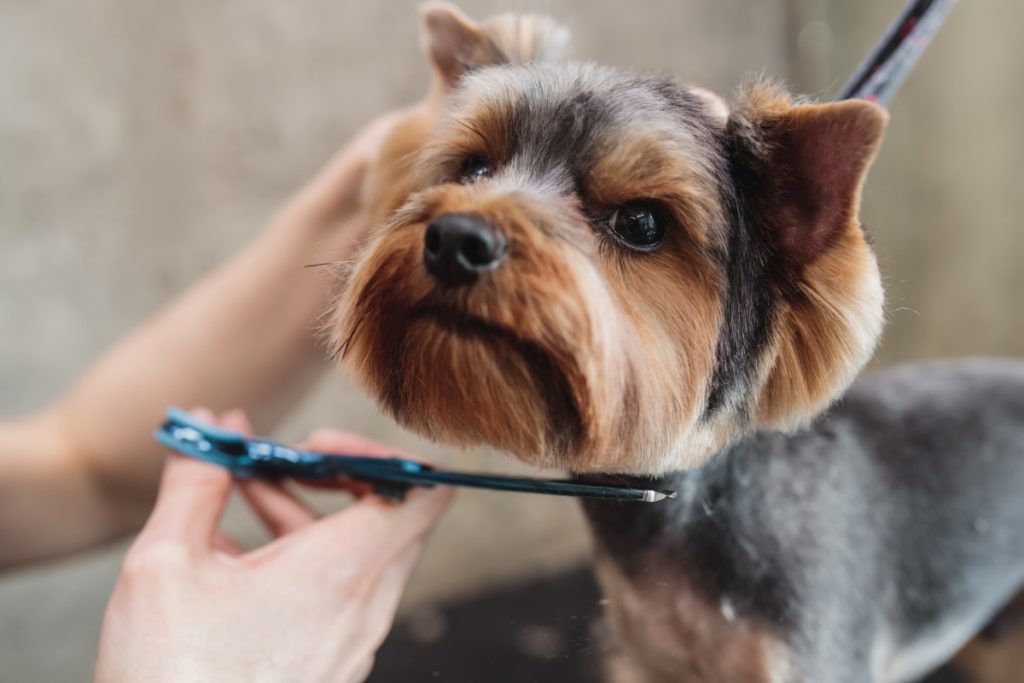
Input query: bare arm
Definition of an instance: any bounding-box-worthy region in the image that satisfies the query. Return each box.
[0,114,401,568]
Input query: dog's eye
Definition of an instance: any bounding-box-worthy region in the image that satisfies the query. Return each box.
[609,202,665,250]
[460,156,494,183]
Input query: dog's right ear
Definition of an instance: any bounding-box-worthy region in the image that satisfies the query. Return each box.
[420,2,495,88]
[725,81,887,430]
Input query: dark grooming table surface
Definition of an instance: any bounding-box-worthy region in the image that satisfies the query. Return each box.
[368,566,966,683]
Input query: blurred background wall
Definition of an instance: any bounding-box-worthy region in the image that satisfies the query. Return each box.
[2,0,1022,680]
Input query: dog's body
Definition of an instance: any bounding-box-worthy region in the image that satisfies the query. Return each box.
[338,5,1024,681]
[585,359,1024,682]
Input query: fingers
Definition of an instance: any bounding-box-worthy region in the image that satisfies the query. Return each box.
[212,531,244,556]
[239,423,452,555]
[284,111,410,226]
[217,409,252,437]
[135,408,275,553]
[249,485,452,618]
[136,409,233,552]
[315,110,410,193]
[215,409,319,537]
[345,109,411,161]
[296,428,422,497]
[239,479,318,537]
[303,428,412,459]
[301,430,452,548]
[304,484,454,572]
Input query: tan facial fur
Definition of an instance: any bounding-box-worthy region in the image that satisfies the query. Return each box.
[342,20,887,475]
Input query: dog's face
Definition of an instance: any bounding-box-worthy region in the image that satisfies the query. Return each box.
[338,60,887,474]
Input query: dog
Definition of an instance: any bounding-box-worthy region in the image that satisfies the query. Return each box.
[337,4,1024,681]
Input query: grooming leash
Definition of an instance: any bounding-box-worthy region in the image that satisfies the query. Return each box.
[838,0,956,105]
[154,0,953,503]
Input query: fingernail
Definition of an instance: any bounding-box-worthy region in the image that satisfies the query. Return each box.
[220,409,252,437]
[190,406,215,423]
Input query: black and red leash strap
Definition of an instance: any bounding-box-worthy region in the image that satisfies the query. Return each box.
[838,0,956,104]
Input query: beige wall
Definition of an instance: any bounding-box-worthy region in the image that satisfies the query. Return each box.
[1,1,1021,680]
[829,1,1024,366]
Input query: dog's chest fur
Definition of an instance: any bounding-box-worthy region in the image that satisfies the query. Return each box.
[582,442,806,683]
[581,359,1024,683]
[594,558,795,683]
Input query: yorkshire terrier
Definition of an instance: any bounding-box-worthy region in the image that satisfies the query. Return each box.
[336,4,1024,681]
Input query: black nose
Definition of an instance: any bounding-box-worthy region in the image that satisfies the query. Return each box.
[423,213,507,287]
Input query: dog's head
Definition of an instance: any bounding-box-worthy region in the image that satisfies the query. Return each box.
[340,20,887,474]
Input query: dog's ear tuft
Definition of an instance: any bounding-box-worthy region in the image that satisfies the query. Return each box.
[420,2,492,87]
[419,2,570,89]
[730,82,888,268]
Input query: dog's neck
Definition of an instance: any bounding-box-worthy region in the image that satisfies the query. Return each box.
[578,430,806,628]
[579,437,751,530]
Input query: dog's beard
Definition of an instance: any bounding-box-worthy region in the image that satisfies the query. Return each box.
[332,192,658,472]
[374,308,584,464]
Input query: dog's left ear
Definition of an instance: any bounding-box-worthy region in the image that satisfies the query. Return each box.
[728,84,888,428]
[420,2,570,91]
[730,85,888,269]
[419,2,495,88]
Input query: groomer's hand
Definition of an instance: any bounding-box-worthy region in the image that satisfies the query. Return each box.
[95,410,453,683]
[272,107,410,240]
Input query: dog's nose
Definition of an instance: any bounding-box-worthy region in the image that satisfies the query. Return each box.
[423,213,506,287]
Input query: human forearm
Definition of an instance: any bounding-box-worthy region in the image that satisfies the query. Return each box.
[0,114,399,567]
[0,411,118,566]
[0,219,349,567]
